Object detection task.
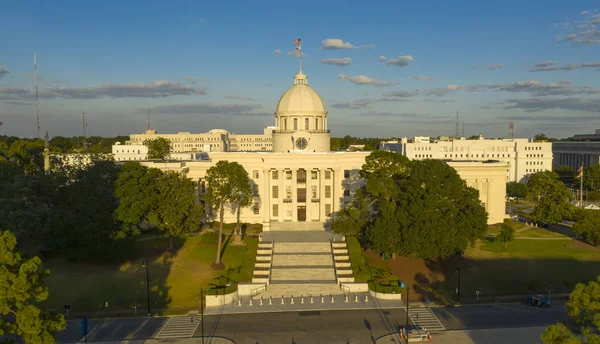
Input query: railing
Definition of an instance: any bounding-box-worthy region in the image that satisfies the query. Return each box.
[340,284,350,294]
[250,285,266,298]
[283,198,292,203]
[311,198,320,203]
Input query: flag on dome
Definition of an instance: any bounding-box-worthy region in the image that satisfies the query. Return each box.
[577,164,583,178]
[294,38,302,51]
[294,38,301,45]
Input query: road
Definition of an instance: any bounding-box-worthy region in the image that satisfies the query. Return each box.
[56,302,567,343]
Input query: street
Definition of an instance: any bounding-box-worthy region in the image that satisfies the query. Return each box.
[56,302,567,343]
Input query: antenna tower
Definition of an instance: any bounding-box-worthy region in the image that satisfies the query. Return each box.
[462,120,465,138]
[34,53,41,139]
[455,111,459,138]
[509,121,515,138]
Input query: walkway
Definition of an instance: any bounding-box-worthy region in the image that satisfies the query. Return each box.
[375,326,546,344]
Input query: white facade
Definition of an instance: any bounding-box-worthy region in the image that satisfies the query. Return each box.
[382,137,552,183]
[112,143,148,161]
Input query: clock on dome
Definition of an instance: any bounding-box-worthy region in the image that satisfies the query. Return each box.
[295,137,308,150]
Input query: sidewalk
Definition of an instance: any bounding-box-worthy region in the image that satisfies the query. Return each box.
[204,293,405,315]
[67,338,233,344]
[375,326,545,344]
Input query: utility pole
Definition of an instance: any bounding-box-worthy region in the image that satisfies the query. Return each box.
[201,288,205,344]
[455,111,459,138]
[456,267,461,302]
[580,164,584,209]
[462,120,465,138]
[81,113,87,148]
[34,53,41,139]
[509,121,515,138]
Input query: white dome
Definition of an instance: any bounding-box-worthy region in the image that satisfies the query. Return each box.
[275,73,327,115]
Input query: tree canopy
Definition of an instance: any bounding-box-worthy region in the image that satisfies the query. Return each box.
[497,219,515,248]
[580,164,600,191]
[506,181,528,203]
[0,231,65,343]
[336,151,487,259]
[204,161,252,266]
[527,171,573,224]
[542,275,600,344]
[573,210,600,247]
[144,137,171,160]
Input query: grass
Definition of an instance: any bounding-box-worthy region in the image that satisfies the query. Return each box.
[208,222,263,236]
[346,237,403,294]
[516,228,570,238]
[487,220,526,235]
[40,233,258,313]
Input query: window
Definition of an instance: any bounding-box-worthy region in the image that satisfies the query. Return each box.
[297,188,306,202]
[294,118,298,130]
[272,185,279,198]
[284,118,287,130]
[273,204,279,217]
[272,171,278,180]
[286,186,292,198]
[344,189,350,197]
[297,169,306,183]
[325,185,331,198]
[344,170,350,178]
[252,184,259,196]
[253,170,259,179]
[325,204,331,216]
[286,170,292,179]
[315,118,319,130]
[311,185,318,199]
[305,118,309,130]
[253,206,259,214]
[311,170,318,179]
[325,171,331,179]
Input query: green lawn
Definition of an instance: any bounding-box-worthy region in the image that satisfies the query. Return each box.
[487,220,526,235]
[40,234,258,313]
[516,228,570,238]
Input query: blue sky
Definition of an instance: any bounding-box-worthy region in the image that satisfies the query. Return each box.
[1,0,599,139]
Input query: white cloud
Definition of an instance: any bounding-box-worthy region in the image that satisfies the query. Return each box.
[467,80,600,97]
[287,51,306,58]
[318,58,352,66]
[382,90,421,99]
[529,61,600,72]
[321,39,357,50]
[24,73,67,84]
[413,75,435,81]
[580,10,589,15]
[338,74,399,87]
[331,99,377,109]
[555,11,600,45]
[224,95,257,101]
[424,85,463,97]
[487,64,505,70]
[200,18,205,23]
[499,98,600,113]
[151,103,268,116]
[378,55,414,67]
[361,44,376,48]
[0,66,9,78]
[273,49,281,55]
[183,77,204,84]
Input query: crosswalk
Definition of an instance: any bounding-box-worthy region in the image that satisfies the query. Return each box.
[408,307,445,332]
[155,315,200,339]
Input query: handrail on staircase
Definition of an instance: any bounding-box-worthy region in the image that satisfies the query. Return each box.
[250,285,266,298]
[340,284,350,293]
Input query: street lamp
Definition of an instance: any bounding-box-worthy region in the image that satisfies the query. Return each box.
[455,267,461,303]
[142,258,152,315]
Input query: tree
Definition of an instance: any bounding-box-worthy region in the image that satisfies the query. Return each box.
[542,276,600,344]
[573,210,600,247]
[534,133,549,142]
[7,139,44,175]
[114,162,164,237]
[144,137,171,160]
[204,161,252,268]
[541,323,581,344]
[506,182,528,203]
[527,171,573,224]
[353,153,487,259]
[148,171,204,249]
[556,165,575,173]
[0,231,66,343]
[580,164,600,191]
[497,219,515,248]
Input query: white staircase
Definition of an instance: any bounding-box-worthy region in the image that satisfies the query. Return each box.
[252,241,273,284]
[252,232,344,299]
[269,222,325,231]
[332,241,354,284]
[408,307,446,332]
[155,316,200,339]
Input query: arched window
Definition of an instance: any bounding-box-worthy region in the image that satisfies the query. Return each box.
[305,118,309,130]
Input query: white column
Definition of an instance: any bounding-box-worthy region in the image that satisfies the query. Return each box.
[320,169,326,222]
[278,169,284,222]
[292,169,298,222]
[263,169,271,231]
[333,169,343,212]
[306,169,312,221]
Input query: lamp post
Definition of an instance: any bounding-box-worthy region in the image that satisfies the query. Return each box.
[455,267,461,303]
[142,258,152,315]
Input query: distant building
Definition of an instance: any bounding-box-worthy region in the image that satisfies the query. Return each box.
[570,129,600,142]
[381,136,552,183]
[552,142,600,170]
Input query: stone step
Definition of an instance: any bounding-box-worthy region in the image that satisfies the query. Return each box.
[274,242,332,253]
[333,248,349,255]
[252,277,269,284]
[253,269,270,276]
[335,261,351,268]
[272,254,333,266]
[255,262,271,268]
[337,276,355,283]
[257,283,343,298]
[336,268,353,275]
[332,242,346,248]
[269,222,325,232]
[258,241,273,247]
[271,267,336,281]
[257,249,272,255]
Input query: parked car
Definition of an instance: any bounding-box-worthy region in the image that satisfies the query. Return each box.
[523,295,551,307]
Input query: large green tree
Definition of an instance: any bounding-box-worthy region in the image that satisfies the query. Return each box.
[506,182,528,203]
[7,139,44,175]
[148,171,204,249]
[204,161,252,267]
[497,219,515,248]
[114,162,163,237]
[579,164,600,191]
[144,137,171,160]
[573,210,600,247]
[542,276,600,344]
[0,231,66,343]
[527,171,573,224]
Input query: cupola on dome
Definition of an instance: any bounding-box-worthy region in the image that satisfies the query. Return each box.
[275,72,327,115]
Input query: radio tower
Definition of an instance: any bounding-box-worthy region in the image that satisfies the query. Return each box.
[509,121,515,138]
[34,53,41,139]
[455,111,460,138]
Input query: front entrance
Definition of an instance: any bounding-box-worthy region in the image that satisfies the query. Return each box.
[297,206,306,222]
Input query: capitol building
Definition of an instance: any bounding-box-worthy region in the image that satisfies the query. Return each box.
[119,69,509,227]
